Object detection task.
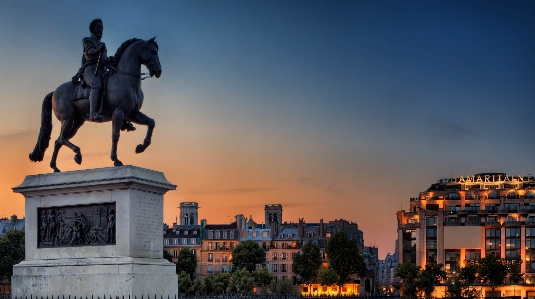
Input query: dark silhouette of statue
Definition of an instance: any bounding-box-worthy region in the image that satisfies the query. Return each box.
[29,18,162,172]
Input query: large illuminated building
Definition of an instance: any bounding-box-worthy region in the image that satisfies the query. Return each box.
[397,173,535,297]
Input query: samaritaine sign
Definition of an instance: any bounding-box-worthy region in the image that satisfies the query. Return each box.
[443,174,534,184]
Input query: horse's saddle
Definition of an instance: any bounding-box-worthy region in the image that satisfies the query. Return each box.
[71,74,109,102]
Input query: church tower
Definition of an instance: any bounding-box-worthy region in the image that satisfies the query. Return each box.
[179,202,199,226]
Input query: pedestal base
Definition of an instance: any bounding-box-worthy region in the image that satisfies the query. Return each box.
[12,257,177,298]
[12,166,178,298]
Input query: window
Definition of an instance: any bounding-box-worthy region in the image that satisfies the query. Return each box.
[485,204,499,213]
[505,203,520,212]
[222,255,228,262]
[207,265,213,273]
[507,191,519,199]
[272,264,278,272]
[252,231,257,238]
[465,249,480,261]
[445,205,461,214]
[230,230,234,238]
[222,265,228,273]
[426,240,437,249]
[215,230,221,239]
[506,227,521,260]
[164,238,169,245]
[223,230,227,239]
[184,230,189,235]
[191,238,196,245]
[426,217,437,226]
[182,238,187,245]
[447,192,460,200]
[262,231,268,237]
[282,252,287,260]
[403,229,417,263]
[281,264,287,272]
[467,216,479,223]
[466,204,480,212]
[272,252,278,260]
[208,253,213,262]
[208,230,213,239]
[486,228,501,257]
[426,204,439,211]
[208,242,213,250]
[488,191,500,199]
[445,250,460,274]
[193,230,198,235]
[528,190,535,199]
[426,228,437,238]
[527,228,535,273]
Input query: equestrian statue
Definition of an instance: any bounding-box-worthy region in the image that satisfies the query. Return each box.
[29,19,162,172]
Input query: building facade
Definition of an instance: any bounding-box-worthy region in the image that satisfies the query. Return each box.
[397,173,535,297]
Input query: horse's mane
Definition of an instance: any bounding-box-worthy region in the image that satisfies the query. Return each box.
[109,38,159,68]
[109,38,141,68]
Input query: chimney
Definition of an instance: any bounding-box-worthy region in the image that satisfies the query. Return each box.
[319,218,324,237]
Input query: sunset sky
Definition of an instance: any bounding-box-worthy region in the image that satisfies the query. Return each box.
[1,0,535,257]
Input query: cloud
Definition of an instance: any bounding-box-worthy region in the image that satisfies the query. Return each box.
[298,177,345,195]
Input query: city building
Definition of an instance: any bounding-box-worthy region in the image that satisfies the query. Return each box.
[397,173,535,297]
[200,220,239,275]
[0,215,25,237]
[163,202,202,275]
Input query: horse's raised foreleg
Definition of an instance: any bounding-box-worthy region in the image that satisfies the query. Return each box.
[50,118,82,172]
[110,108,124,166]
[130,111,155,154]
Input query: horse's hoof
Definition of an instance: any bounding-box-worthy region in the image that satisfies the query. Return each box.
[135,144,145,154]
[114,160,123,167]
[74,153,82,165]
[53,168,61,173]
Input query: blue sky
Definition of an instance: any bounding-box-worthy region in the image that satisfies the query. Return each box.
[1,0,534,257]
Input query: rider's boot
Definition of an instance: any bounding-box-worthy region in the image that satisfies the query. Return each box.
[88,87,105,122]
[121,120,136,132]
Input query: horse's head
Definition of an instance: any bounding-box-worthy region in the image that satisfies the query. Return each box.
[140,37,162,78]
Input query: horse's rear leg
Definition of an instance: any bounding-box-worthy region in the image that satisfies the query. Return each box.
[50,118,82,172]
[130,111,155,154]
[110,109,124,167]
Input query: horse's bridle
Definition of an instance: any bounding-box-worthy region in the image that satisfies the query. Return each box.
[109,65,151,80]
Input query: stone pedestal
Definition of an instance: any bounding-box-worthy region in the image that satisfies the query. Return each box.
[11,166,178,298]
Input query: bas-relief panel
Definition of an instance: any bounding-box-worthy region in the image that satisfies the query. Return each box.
[38,203,116,248]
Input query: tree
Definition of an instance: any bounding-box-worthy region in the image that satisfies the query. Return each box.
[163,249,173,263]
[228,267,254,295]
[213,272,231,295]
[508,264,524,284]
[176,247,197,278]
[446,265,481,299]
[319,268,339,287]
[326,231,366,287]
[478,255,508,291]
[178,270,193,296]
[271,279,299,295]
[0,229,25,282]
[201,275,215,295]
[253,266,274,290]
[293,241,322,285]
[417,264,446,297]
[395,261,420,297]
[231,240,265,273]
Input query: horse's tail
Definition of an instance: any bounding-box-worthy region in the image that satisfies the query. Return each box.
[29,92,53,162]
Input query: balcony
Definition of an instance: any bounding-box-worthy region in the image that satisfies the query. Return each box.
[400,222,420,229]
[485,221,501,227]
[504,220,523,226]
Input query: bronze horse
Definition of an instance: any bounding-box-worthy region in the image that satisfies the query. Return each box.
[29,38,162,172]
